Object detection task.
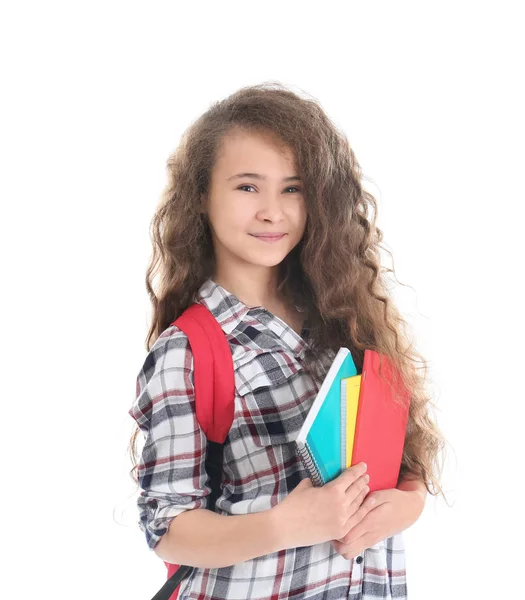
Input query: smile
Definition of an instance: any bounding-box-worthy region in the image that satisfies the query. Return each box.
[249,234,286,243]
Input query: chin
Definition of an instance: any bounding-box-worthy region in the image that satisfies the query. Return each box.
[248,256,286,268]
[241,250,289,268]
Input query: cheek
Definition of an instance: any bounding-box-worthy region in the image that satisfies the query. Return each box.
[209,200,251,234]
[294,199,307,233]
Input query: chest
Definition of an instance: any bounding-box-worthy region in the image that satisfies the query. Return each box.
[264,304,305,338]
[229,347,318,449]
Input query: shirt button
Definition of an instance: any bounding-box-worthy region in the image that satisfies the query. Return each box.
[356,555,363,564]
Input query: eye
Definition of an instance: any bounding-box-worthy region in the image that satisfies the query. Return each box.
[237,185,301,193]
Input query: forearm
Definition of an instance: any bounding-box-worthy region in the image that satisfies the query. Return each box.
[397,472,427,503]
[154,508,283,569]
[396,472,427,525]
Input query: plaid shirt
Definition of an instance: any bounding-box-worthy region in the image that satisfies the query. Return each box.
[129,279,408,599]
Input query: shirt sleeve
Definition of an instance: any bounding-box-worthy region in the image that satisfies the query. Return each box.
[128,326,211,551]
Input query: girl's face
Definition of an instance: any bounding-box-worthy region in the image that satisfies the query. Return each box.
[203,128,307,275]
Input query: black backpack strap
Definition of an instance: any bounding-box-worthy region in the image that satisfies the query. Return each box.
[149,445,226,600]
[150,565,194,600]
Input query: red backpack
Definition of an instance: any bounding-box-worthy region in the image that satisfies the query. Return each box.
[149,303,235,600]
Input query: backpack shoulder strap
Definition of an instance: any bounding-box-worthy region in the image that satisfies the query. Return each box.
[155,304,235,600]
[172,302,235,444]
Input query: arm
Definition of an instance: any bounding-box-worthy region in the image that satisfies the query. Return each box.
[130,331,289,569]
[396,471,427,518]
[154,507,283,569]
[331,471,428,560]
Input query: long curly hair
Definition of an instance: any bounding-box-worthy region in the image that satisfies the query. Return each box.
[128,81,450,504]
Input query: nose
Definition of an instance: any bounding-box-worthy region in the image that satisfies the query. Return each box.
[256,192,285,222]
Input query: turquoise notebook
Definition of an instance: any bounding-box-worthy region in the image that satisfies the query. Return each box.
[295,348,358,486]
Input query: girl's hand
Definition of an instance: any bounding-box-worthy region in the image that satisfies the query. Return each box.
[272,462,377,550]
[330,487,425,560]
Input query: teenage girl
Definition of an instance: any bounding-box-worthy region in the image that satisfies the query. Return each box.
[128,82,447,599]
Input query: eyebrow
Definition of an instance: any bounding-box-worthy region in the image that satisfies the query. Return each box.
[227,172,302,182]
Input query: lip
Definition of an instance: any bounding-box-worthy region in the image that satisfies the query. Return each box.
[250,233,287,243]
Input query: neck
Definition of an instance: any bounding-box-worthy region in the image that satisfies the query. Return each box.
[212,264,282,309]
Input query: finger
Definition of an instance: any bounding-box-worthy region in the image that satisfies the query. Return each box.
[341,538,371,561]
[346,474,369,494]
[343,494,375,533]
[343,518,366,543]
[329,462,367,490]
[331,538,356,558]
[336,538,367,561]
[298,477,313,488]
[339,497,379,545]
[346,531,379,555]
[346,479,369,504]
[346,490,368,521]
[366,490,384,506]
[341,511,363,539]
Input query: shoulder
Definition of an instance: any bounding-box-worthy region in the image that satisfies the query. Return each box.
[140,324,194,381]
[130,324,195,430]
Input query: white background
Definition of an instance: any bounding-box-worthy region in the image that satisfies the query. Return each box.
[1,2,523,599]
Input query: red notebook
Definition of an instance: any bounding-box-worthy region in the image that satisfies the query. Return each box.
[350,349,411,492]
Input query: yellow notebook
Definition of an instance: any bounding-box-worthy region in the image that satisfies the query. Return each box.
[341,375,361,468]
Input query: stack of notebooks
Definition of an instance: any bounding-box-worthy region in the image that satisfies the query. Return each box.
[295,348,411,492]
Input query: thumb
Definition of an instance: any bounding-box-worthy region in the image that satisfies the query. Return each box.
[297,477,313,489]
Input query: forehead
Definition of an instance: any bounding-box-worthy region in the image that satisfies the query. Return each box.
[214,128,296,171]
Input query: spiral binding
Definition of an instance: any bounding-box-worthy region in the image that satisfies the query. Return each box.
[341,381,347,472]
[297,441,324,487]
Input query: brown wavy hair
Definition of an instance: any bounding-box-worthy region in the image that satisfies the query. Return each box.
[128,81,450,504]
